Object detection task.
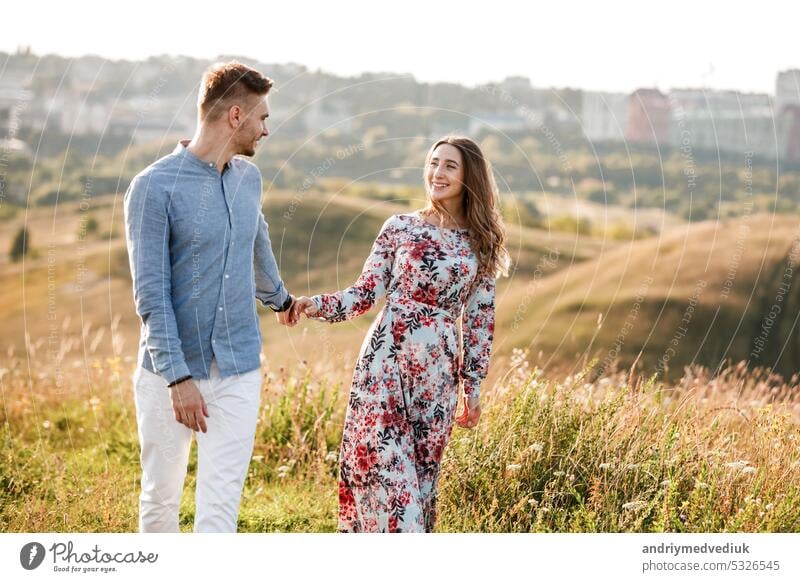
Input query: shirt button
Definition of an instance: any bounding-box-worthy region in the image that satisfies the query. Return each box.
[212,339,216,344]
[218,306,223,311]
[225,274,230,279]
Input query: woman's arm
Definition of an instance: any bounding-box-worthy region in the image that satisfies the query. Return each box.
[460,270,496,400]
[306,215,398,323]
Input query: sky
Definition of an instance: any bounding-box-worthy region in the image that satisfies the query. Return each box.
[3,0,799,94]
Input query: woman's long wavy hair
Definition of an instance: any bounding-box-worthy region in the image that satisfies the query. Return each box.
[422,136,510,278]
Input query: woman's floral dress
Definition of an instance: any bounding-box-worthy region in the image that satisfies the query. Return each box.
[310,210,496,533]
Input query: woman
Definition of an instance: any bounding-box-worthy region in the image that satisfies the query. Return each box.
[293,136,510,532]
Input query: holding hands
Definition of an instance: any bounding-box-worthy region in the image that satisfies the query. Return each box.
[291,296,321,320]
[275,295,300,326]
[273,295,319,326]
[273,295,322,326]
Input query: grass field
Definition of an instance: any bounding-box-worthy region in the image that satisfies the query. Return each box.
[3,189,800,533]
[2,346,799,532]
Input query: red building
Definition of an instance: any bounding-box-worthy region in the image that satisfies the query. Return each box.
[624,88,672,145]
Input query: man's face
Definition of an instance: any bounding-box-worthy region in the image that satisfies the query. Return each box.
[232,94,269,157]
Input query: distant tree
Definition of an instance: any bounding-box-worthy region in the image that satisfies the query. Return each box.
[549,215,592,236]
[83,214,99,236]
[10,226,30,262]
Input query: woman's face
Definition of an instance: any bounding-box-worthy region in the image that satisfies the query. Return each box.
[425,143,465,203]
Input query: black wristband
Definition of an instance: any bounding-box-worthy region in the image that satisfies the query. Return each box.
[271,294,294,313]
[167,375,192,387]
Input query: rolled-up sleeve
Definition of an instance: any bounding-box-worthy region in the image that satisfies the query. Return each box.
[124,175,191,384]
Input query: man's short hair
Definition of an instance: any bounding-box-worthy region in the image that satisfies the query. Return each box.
[198,61,273,121]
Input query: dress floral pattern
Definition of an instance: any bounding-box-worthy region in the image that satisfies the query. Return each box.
[310,210,496,532]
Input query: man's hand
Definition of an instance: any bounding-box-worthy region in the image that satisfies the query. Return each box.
[170,379,210,433]
[455,394,481,429]
[275,295,300,326]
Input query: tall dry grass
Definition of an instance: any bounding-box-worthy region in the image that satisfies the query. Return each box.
[1,333,799,532]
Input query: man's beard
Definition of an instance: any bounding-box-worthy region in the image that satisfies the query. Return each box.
[234,135,258,157]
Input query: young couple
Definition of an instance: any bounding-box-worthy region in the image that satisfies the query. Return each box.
[124,61,509,534]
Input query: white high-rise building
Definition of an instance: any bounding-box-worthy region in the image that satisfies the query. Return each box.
[581,91,628,142]
[776,70,800,115]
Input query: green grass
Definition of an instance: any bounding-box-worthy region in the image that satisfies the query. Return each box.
[2,350,798,532]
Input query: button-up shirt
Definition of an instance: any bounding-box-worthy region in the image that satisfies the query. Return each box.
[123,140,290,384]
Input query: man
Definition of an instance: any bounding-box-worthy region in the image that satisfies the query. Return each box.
[124,61,297,533]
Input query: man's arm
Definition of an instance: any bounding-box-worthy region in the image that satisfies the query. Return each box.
[124,175,191,385]
[252,171,291,312]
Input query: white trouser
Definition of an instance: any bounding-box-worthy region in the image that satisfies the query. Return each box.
[132,359,261,533]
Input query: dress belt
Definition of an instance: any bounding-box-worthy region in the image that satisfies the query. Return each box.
[384,293,459,325]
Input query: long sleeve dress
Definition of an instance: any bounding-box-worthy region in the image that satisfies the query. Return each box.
[310,210,496,533]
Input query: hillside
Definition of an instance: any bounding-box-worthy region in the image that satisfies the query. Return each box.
[0,189,606,383]
[502,213,800,380]
[5,190,800,383]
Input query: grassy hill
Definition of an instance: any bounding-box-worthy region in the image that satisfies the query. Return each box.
[3,191,800,534]
[7,187,800,384]
[2,343,798,532]
[502,213,800,381]
[0,188,607,383]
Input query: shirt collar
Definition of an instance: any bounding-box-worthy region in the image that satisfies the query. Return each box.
[173,139,232,173]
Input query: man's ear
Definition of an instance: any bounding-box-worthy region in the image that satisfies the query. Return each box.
[227,105,242,129]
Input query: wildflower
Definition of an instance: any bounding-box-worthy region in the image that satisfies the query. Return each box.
[695,481,708,489]
[325,451,338,463]
[622,501,646,511]
[626,463,639,470]
[724,460,749,470]
[765,503,774,511]
[276,465,291,478]
[42,420,51,429]
[553,470,565,477]
[529,442,544,453]
[527,498,538,506]
[660,479,671,487]
[506,464,522,473]
[599,462,612,470]
[741,467,757,474]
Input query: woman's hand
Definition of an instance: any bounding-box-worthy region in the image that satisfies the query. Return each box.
[292,296,320,320]
[455,394,481,429]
